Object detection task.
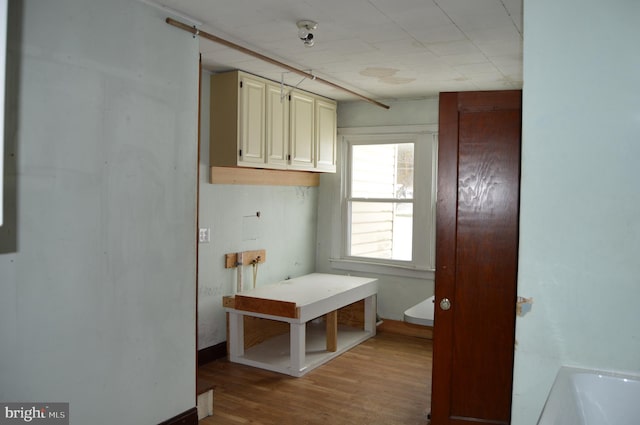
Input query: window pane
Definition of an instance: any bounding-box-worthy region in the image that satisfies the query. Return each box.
[351,143,414,199]
[349,201,413,261]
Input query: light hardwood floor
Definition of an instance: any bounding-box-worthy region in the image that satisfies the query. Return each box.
[198,330,432,425]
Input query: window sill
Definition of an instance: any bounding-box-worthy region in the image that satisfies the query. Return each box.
[329,258,435,280]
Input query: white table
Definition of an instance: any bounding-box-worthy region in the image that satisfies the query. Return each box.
[225,273,378,377]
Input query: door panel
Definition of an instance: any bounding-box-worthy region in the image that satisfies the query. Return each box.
[266,83,289,168]
[289,91,315,170]
[239,76,266,165]
[315,99,337,172]
[432,91,521,425]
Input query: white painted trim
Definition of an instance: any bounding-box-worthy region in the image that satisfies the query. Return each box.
[338,124,438,135]
[329,258,435,280]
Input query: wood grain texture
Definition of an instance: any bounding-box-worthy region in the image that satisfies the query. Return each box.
[234,295,299,318]
[222,296,235,309]
[337,299,365,329]
[198,341,227,366]
[432,90,521,425]
[224,249,266,269]
[432,92,459,424]
[158,407,198,425]
[197,378,216,395]
[243,316,289,350]
[210,166,320,186]
[227,299,368,351]
[198,331,432,425]
[326,310,338,352]
[377,319,433,340]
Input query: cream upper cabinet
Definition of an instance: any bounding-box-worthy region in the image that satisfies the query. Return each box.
[265,82,289,169]
[210,70,336,173]
[289,90,315,171]
[238,75,266,166]
[289,90,337,172]
[210,71,266,167]
[315,98,337,172]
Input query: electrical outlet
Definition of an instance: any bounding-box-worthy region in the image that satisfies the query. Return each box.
[199,227,211,243]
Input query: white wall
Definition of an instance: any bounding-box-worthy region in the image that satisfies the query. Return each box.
[512,0,640,423]
[0,1,199,423]
[316,98,439,320]
[338,98,439,128]
[198,71,318,349]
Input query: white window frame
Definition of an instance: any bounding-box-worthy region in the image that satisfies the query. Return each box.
[330,125,438,279]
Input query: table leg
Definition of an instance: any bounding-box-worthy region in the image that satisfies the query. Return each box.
[326,310,338,352]
[228,311,244,359]
[364,294,377,335]
[290,322,306,375]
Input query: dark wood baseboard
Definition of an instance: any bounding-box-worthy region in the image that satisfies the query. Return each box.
[198,341,227,366]
[158,407,198,425]
[377,318,433,339]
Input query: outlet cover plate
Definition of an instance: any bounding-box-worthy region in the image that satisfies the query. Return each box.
[199,227,211,243]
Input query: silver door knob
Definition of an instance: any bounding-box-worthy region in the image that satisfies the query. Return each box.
[440,298,451,311]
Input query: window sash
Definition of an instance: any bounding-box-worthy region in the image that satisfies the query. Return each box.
[347,200,413,262]
[334,125,438,276]
[345,136,417,264]
[349,142,414,201]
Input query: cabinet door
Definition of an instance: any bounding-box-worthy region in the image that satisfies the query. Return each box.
[314,99,337,173]
[289,91,315,170]
[238,75,266,166]
[265,83,289,169]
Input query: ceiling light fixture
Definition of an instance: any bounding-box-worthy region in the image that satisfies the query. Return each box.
[297,20,318,47]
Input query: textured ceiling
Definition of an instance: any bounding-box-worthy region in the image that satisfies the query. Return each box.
[150,0,522,104]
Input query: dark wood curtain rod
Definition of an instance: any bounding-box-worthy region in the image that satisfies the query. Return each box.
[166,18,390,110]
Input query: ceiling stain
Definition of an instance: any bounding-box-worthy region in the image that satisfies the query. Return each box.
[380,76,416,85]
[360,67,398,78]
[360,67,415,85]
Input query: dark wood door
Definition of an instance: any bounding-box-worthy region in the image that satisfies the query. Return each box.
[431,90,522,425]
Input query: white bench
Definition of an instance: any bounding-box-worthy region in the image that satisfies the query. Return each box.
[224,273,378,377]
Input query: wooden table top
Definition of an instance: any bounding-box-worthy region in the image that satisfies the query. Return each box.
[229,273,377,320]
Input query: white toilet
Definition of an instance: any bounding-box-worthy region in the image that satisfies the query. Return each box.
[403,295,435,327]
